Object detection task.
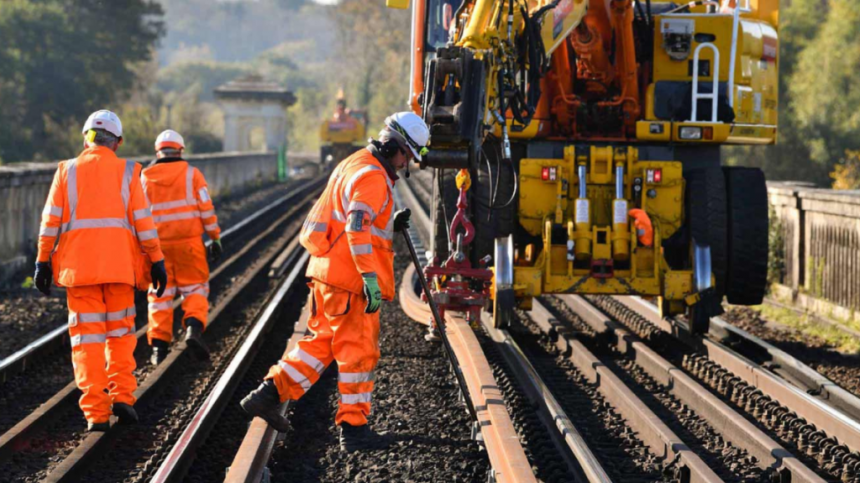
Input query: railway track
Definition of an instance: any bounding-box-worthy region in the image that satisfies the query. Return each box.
[0,174,327,481]
[394,175,860,482]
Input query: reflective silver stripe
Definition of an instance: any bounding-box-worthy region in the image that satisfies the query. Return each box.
[338,371,375,383]
[178,283,209,298]
[371,225,393,241]
[305,221,327,233]
[153,210,200,223]
[121,160,135,209]
[200,209,215,219]
[277,360,312,392]
[186,167,195,204]
[106,327,131,339]
[204,223,219,232]
[342,165,381,218]
[332,210,346,222]
[290,348,325,374]
[133,207,151,220]
[66,160,78,222]
[149,286,177,297]
[62,218,131,232]
[148,301,173,312]
[78,312,106,323]
[199,187,211,203]
[44,205,63,217]
[71,333,106,347]
[106,306,136,322]
[340,392,372,405]
[347,201,376,218]
[40,226,59,237]
[151,199,189,211]
[138,229,158,241]
[349,244,373,255]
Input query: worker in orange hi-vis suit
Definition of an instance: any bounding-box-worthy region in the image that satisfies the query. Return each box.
[141,130,223,366]
[33,110,168,432]
[241,111,429,453]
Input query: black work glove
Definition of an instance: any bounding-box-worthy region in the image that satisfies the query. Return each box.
[392,208,411,233]
[34,261,52,296]
[150,260,168,298]
[208,239,223,263]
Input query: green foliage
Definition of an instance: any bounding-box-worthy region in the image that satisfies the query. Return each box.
[831,151,860,189]
[0,0,164,162]
[767,205,786,287]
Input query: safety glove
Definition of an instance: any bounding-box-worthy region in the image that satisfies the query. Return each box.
[392,208,411,233]
[362,273,382,314]
[34,261,52,296]
[151,260,168,298]
[208,239,223,262]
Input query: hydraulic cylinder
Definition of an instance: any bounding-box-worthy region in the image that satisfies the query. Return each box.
[612,163,631,262]
[574,163,592,260]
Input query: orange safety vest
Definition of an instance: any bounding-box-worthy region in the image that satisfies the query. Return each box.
[302,149,396,299]
[37,146,164,287]
[141,160,220,243]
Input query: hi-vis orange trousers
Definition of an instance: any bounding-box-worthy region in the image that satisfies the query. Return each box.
[147,239,210,344]
[266,282,380,426]
[66,283,138,424]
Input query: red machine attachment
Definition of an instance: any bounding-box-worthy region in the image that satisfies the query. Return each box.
[422,170,493,330]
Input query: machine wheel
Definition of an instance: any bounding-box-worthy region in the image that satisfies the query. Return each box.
[473,145,517,263]
[685,168,727,334]
[431,168,459,263]
[723,167,768,305]
[320,145,332,164]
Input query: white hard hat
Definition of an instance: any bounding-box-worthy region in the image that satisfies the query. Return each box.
[82,110,123,138]
[383,111,430,161]
[155,129,186,151]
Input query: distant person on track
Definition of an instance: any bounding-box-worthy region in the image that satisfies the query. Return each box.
[34,110,168,431]
[141,130,223,366]
[241,111,430,452]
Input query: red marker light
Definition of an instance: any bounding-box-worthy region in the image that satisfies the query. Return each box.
[653,169,662,183]
[542,167,550,181]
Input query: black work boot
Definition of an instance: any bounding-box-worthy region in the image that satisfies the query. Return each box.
[150,339,169,366]
[184,318,210,360]
[240,380,290,432]
[87,421,110,432]
[339,423,373,453]
[112,403,139,425]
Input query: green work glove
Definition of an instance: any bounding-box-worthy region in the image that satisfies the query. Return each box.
[362,273,382,314]
[208,238,223,262]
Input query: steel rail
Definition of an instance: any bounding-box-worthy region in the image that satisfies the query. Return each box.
[150,251,310,483]
[1,179,325,475]
[616,296,860,463]
[527,298,723,483]
[399,271,537,483]
[0,176,326,384]
[477,309,612,483]
[564,295,824,482]
[224,298,312,483]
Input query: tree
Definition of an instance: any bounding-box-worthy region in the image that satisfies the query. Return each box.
[0,0,164,162]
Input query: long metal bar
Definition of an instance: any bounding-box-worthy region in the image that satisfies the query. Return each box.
[401,228,477,421]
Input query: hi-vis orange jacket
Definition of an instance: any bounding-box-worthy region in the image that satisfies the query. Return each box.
[37,146,164,287]
[302,148,396,299]
[141,160,220,244]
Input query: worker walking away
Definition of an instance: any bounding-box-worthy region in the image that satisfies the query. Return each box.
[34,110,168,431]
[241,112,429,452]
[141,130,222,365]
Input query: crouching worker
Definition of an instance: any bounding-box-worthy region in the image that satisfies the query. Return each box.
[141,130,224,365]
[240,112,429,452]
[34,110,168,431]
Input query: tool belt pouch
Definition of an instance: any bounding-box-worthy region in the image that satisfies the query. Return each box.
[299,183,337,257]
[134,250,153,292]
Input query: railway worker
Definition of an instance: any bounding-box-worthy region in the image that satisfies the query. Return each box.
[141,129,223,366]
[33,110,168,432]
[241,111,430,452]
